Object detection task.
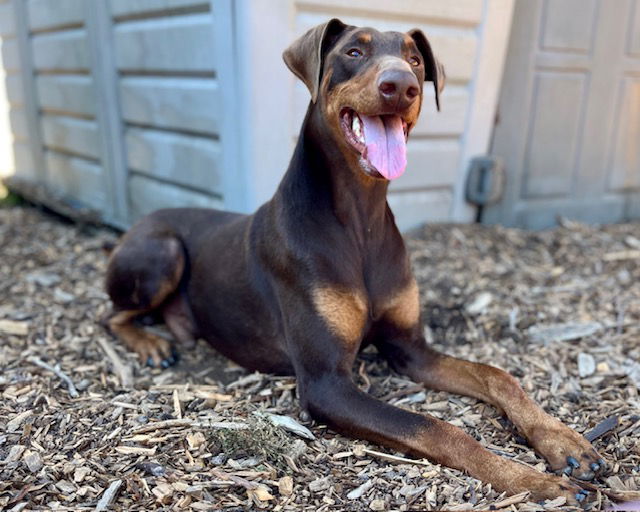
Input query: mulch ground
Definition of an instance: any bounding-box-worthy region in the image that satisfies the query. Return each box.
[1,205,639,511]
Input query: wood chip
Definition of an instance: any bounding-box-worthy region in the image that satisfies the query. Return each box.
[186,432,205,451]
[0,319,29,336]
[96,337,134,389]
[95,480,123,511]
[4,445,26,463]
[28,357,79,398]
[347,479,374,499]
[115,445,157,456]
[278,476,294,496]
[603,249,640,261]
[492,491,530,509]
[362,448,432,466]
[369,498,386,510]
[527,322,602,344]
[23,451,43,473]
[584,415,619,442]
[578,352,596,377]
[259,412,315,440]
[172,389,182,419]
[6,411,33,433]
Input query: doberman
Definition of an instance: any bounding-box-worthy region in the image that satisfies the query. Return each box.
[105,19,605,504]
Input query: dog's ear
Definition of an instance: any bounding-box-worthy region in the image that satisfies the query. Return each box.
[407,29,445,111]
[283,18,348,103]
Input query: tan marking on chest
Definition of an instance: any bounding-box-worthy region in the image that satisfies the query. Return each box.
[312,287,368,343]
[383,279,420,329]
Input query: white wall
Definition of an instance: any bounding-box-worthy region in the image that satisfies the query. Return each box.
[0,34,15,182]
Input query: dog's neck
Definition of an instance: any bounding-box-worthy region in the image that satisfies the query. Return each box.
[277,103,392,234]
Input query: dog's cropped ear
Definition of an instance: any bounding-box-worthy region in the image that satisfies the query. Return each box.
[283,18,348,103]
[408,29,445,111]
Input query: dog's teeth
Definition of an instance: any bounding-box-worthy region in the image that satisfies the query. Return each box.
[351,116,365,143]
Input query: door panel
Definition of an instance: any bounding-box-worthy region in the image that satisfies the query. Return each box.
[523,72,587,198]
[540,0,597,54]
[628,0,640,56]
[608,78,640,190]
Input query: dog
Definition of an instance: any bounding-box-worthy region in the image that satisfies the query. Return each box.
[105,19,604,505]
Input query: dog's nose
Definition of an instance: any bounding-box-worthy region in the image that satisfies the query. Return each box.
[378,70,420,110]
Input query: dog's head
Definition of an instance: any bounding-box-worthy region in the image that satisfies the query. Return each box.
[283,18,445,181]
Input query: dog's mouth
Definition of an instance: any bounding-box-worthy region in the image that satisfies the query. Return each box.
[340,108,409,180]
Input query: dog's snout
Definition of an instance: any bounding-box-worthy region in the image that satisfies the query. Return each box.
[377,69,420,110]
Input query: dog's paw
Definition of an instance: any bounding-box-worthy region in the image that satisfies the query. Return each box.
[135,333,179,369]
[501,457,593,508]
[530,477,591,508]
[528,420,605,481]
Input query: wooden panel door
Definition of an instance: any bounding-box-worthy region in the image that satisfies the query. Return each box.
[485,0,640,228]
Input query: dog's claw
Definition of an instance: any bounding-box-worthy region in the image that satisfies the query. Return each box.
[590,462,600,472]
[575,490,588,502]
[567,456,580,468]
[562,466,573,475]
[161,359,171,368]
[146,356,155,367]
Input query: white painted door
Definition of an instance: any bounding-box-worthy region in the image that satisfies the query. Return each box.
[486,0,640,228]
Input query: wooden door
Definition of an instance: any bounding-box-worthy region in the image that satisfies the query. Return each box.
[485,0,640,228]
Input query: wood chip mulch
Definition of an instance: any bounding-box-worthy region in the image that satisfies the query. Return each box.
[1,206,639,511]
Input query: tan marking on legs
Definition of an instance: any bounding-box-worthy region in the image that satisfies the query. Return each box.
[407,421,587,504]
[312,286,367,342]
[415,354,604,480]
[383,278,420,329]
[108,310,172,366]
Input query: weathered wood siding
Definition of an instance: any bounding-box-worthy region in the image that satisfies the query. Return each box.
[27,0,109,212]
[110,0,223,221]
[1,0,226,225]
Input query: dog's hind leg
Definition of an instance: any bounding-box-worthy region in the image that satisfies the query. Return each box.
[106,310,177,368]
[162,292,197,349]
[105,230,185,367]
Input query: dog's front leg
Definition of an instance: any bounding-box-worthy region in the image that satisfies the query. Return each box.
[375,323,606,484]
[283,288,590,504]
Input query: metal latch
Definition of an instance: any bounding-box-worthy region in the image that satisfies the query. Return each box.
[465,156,505,222]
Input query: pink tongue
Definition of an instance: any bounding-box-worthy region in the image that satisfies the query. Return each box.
[360,115,407,180]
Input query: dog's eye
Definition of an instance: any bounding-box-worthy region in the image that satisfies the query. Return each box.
[346,48,363,58]
[409,56,421,67]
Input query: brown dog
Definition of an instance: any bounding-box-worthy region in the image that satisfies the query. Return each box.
[105,19,604,504]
